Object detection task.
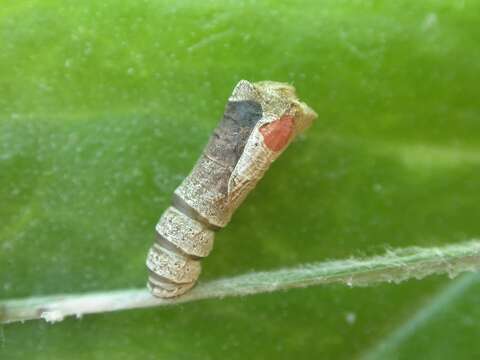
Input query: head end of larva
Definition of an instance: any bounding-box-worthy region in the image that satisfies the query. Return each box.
[253,80,318,135]
[293,99,317,135]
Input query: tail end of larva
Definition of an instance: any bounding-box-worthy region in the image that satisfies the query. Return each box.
[147,270,196,298]
[146,206,215,298]
[146,245,202,299]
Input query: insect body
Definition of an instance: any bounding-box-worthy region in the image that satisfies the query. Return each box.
[146,80,317,298]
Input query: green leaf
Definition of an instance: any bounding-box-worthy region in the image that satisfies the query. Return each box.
[1,0,479,359]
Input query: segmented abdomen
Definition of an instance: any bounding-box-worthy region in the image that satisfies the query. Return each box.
[146,206,215,298]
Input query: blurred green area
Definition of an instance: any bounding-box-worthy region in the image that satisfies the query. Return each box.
[1,0,479,359]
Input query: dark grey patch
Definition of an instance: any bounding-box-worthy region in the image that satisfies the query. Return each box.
[205,100,262,168]
[225,100,263,128]
[173,100,262,223]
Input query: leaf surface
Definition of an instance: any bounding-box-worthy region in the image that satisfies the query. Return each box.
[1,1,479,359]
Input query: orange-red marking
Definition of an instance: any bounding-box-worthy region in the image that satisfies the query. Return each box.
[259,115,295,152]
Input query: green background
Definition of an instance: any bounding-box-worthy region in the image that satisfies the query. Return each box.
[1,0,480,359]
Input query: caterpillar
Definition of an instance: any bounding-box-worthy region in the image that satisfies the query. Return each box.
[146,80,317,298]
